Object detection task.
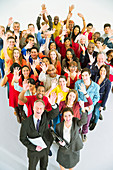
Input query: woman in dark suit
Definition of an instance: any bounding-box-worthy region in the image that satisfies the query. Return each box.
[56,106,88,170]
[90,65,111,130]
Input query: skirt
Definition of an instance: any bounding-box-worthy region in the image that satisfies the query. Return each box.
[57,147,80,169]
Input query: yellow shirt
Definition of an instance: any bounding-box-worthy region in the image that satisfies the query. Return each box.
[51,85,69,102]
[0,47,16,69]
[53,22,61,39]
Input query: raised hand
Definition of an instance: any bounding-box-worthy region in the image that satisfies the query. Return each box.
[79,100,84,109]
[48,92,57,105]
[64,67,70,75]
[69,5,74,13]
[57,92,63,104]
[40,62,48,73]
[62,29,67,36]
[89,54,95,65]
[24,51,30,61]
[23,79,29,91]
[40,24,49,32]
[77,13,84,19]
[41,4,46,10]
[78,83,87,94]
[60,20,64,27]
[13,67,21,82]
[39,44,46,52]
[8,17,13,27]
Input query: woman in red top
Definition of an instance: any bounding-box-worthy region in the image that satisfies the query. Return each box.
[64,61,81,89]
[48,49,61,75]
[59,88,93,121]
[1,63,22,123]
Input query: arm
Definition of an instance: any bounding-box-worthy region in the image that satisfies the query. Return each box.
[18,90,28,103]
[20,121,37,151]
[77,13,86,34]
[1,74,8,87]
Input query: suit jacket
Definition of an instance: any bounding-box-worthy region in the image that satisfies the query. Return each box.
[80,50,98,69]
[20,105,59,157]
[95,76,111,107]
[56,111,87,152]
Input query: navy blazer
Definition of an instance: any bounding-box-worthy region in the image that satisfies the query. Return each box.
[95,76,111,107]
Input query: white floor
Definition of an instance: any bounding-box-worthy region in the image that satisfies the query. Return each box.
[0,82,113,170]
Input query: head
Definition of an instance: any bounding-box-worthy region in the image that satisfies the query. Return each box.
[10,63,21,73]
[97,52,106,66]
[64,37,71,48]
[104,23,111,34]
[86,23,93,33]
[28,24,35,33]
[5,30,14,39]
[33,100,45,119]
[26,34,34,46]
[13,22,20,33]
[68,61,78,73]
[0,25,5,36]
[81,68,91,84]
[62,107,74,123]
[73,25,80,36]
[79,34,86,45]
[21,65,30,79]
[87,42,95,54]
[7,36,15,49]
[49,49,58,62]
[66,48,76,64]
[30,47,39,60]
[58,75,67,88]
[106,50,113,62]
[13,48,22,64]
[36,85,45,99]
[69,20,74,31]
[42,57,51,66]
[66,89,78,105]
[54,16,59,25]
[96,37,104,48]
[49,42,57,50]
[20,30,27,39]
[47,64,56,77]
[93,32,101,43]
[99,65,110,79]
[27,78,36,92]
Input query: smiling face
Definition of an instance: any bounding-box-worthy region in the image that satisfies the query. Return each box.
[31,49,38,59]
[81,71,91,84]
[47,65,56,77]
[64,39,70,48]
[50,42,56,50]
[74,27,80,35]
[97,54,106,65]
[13,49,20,60]
[36,86,45,99]
[107,52,113,62]
[7,38,15,49]
[13,23,20,33]
[68,92,76,104]
[50,51,57,61]
[58,78,67,88]
[99,67,106,78]
[22,67,30,78]
[87,43,95,54]
[34,101,45,119]
[80,36,86,45]
[54,16,59,25]
[66,51,73,61]
[42,58,50,66]
[69,65,77,73]
[63,111,73,124]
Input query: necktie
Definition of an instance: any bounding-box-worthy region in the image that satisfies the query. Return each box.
[36,119,40,132]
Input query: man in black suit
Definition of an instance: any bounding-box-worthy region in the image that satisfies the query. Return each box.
[20,93,59,170]
[80,42,98,69]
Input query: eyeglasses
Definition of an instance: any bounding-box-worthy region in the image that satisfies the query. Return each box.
[47,68,55,72]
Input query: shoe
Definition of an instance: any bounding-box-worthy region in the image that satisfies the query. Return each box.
[89,122,96,131]
[81,134,87,142]
[99,113,103,120]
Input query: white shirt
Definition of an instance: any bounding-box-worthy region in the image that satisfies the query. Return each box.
[63,124,71,143]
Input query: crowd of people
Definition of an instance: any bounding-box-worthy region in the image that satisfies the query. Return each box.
[0,4,113,170]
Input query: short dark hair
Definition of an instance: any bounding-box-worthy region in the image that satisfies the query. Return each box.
[59,75,67,81]
[99,65,110,79]
[27,78,36,85]
[36,85,45,90]
[62,107,74,117]
[106,49,113,56]
[26,34,34,39]
[87,23,93,27]
[104,23,111,29]
[10,63,21,73]
[94,32,101,36]
[30,46,39,52]
[96,37,104,44]
[81,68,91,75]
[7,36,15,41]
[28,23,34,28]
